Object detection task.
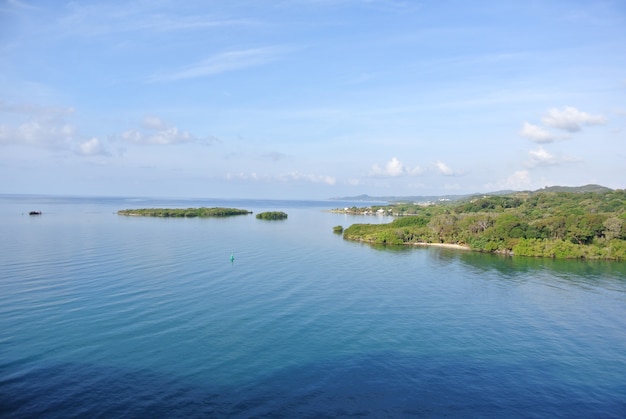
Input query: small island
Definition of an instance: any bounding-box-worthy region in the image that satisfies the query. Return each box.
[256,211,288,220]
[117,207,252,217]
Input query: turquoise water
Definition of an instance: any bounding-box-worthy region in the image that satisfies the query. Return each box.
[1,195,625,417]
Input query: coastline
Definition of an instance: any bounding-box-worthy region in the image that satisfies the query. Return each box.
[411,242,471,251]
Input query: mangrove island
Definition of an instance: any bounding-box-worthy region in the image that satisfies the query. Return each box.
[256,211,288,220]
[117,207,252,217]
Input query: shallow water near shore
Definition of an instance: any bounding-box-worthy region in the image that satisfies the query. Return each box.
[1,195,625,417]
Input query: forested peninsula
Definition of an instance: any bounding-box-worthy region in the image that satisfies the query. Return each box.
[341,188,626,260]
[117,207,252,217]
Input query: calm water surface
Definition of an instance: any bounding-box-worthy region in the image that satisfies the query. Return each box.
[1,195,625,417]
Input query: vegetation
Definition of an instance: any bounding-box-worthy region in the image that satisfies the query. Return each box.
[117,207,252,217]
[333,225,344,234]
[342,189,626,260]
[256,211,288,220]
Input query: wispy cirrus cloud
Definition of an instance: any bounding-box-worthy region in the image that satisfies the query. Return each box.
[3,0,39,11]
[148,47,287,82]
[55,2,256,38]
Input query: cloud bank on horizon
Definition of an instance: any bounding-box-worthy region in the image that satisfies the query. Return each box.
[0,0,624,199]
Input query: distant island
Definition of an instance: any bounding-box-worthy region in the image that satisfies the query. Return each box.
[117,207,252,217]
[256,211,288,220]
[339,186,626,260]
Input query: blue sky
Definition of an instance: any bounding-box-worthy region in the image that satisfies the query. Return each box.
[1,0,624,199]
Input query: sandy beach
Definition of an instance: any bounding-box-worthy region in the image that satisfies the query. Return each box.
[411,242,471,251]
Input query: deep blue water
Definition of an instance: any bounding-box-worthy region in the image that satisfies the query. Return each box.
[1,195,625,418]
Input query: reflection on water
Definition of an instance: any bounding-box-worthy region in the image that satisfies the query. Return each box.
[456,247,626,282]
[1,195,625,418]
[5,351,625,418]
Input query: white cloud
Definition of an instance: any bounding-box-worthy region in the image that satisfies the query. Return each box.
[520,122,556,143]
[262,151,287,161]
[0,100,116,158]
[613,108,626,117]
[525,146,580,168]
[0,101,74,117]
[527,146,556,166]
[370,157,423,177]
[142,116,168,130]
[435,160,457,176]
[0,110,113,157]
[507,170,532,189]
[486,170,532,191]
[149,127,193,145]
[77,137,109,156]
[283,171,336,185]
[382,157,403,176]
[0,119,76,149]
[226,171,336,185]
[121,127,192,145]
[120,116,216,146]
[541,106,607,132]
[148,47,286,82]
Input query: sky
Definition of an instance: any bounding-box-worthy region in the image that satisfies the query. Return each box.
[1,0,625,199]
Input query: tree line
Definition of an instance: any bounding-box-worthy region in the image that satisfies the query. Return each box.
[117,207,252,217]
[343,190,626,260]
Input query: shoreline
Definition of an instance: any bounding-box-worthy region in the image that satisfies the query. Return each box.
[411,242,471,251]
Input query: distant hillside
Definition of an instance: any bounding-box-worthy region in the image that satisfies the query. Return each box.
[531,184,613,194]
[331,185,613,203]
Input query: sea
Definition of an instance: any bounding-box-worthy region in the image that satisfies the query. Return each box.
[1,195,625,418]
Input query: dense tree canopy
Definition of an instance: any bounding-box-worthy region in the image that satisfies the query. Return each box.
[256,211,288,220]
[343,190,626,260]
[117,207,252,217]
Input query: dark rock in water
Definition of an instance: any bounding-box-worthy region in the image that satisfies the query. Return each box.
[29,211,42,215]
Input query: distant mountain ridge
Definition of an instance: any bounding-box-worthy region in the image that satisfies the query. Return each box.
[330,184,614,203]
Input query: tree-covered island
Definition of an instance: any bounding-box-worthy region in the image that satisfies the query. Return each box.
[256,211,288,220]
[341,189,626,260]
[117,207,252,217]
